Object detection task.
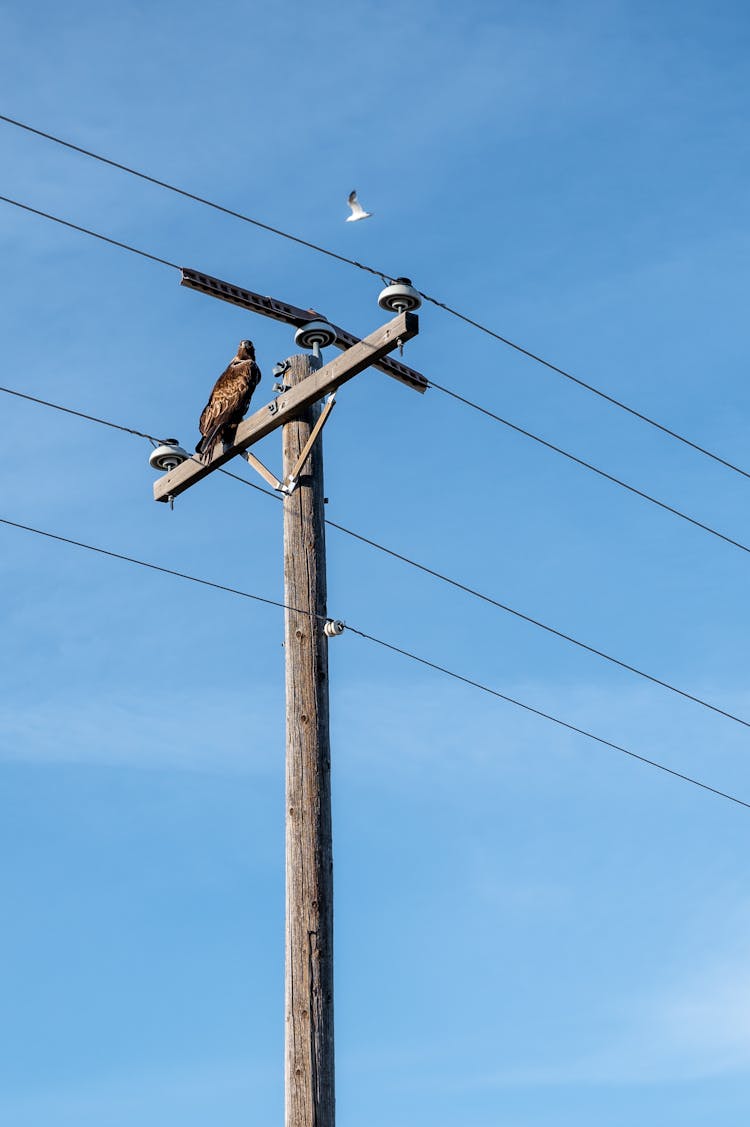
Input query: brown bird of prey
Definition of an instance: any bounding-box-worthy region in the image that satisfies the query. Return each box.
[195,340,261,461]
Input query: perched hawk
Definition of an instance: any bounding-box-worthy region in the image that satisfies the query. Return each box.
[346,189,372,222]
[196,340,261,461]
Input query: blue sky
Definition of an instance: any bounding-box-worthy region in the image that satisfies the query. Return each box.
[2,1,750,1123]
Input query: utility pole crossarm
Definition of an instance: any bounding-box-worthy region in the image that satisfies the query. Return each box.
[153,310,418,503]
[180,268,428,393]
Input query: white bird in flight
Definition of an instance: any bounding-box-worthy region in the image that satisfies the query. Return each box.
[346,190,372,222]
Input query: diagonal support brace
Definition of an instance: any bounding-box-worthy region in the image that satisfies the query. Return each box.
[284,394,336,494]
[244,450,283,492]
[241,394,336,495]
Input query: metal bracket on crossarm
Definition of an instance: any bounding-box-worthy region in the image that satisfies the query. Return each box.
[243,393,337,496]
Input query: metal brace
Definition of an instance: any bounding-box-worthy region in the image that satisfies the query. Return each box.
[242,393,337,495]
[244,450,284,492]
[283,393,337,495]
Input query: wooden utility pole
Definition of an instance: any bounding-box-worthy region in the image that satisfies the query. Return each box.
[282,354,335,1127]
[151,285,421,1127]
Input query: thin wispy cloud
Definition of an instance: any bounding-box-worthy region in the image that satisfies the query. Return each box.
[0,689,281,774]
[470,901,750,1089]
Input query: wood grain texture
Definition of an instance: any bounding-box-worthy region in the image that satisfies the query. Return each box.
[153,311,418,502]
[283,353,335,1127]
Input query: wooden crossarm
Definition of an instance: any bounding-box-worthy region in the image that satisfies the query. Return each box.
[153,311,418,503]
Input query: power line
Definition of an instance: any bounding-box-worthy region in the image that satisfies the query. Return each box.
[3,111,748,483]
[346,626,750,812]
[2,190,744,563]
[0,516,321,620]
[0,194,179,270]
[428,378,750,557]
[2,512,747,813]
[2,192,749,559]
[0,385,167,444]
[419,291,750,482]
[246,391,750,562]
[0,113,389,283]
[4,380,749,733]
[324,518,750,730]
[1,182,747,559]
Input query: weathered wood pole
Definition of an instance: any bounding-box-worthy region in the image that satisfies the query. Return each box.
[282,352,335,1127]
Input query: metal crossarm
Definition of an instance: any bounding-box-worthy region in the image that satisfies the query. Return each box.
[180,268,428,394]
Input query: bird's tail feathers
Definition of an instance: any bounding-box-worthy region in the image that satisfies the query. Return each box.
[196,426,223,463]
[198,415,241,462]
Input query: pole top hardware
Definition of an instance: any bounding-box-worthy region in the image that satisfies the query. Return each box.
[154,310,419,503]
[272,359,291,394]
[180,268,428,393]
[148,440,189,472]
[378,277,422,314]
[324,619,345,637]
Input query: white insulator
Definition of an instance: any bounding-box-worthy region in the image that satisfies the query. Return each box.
[324,619,345,638]
[294,320,338,350]
[377,277,422,313]
[149,441,189,472]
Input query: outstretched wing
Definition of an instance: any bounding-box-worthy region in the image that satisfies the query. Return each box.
[346,189,370,220]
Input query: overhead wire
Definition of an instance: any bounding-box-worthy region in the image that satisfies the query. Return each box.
[0,515,321,620]
[418,290,750,482]
[2,111,748,482]
[0,194,179,270]
[345,625,750,812]
[427,378,750,558]
[0,384,168,445]
[3,381,750,733]
[3,187,749,563]
[2,512,748,813]
[2,192,749,560]
[3,190,750,555]
[323,517,750,729]
[0,114,389,283]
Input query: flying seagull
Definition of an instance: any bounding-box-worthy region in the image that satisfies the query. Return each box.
[195,340,261,461]
[346,190,372,222]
